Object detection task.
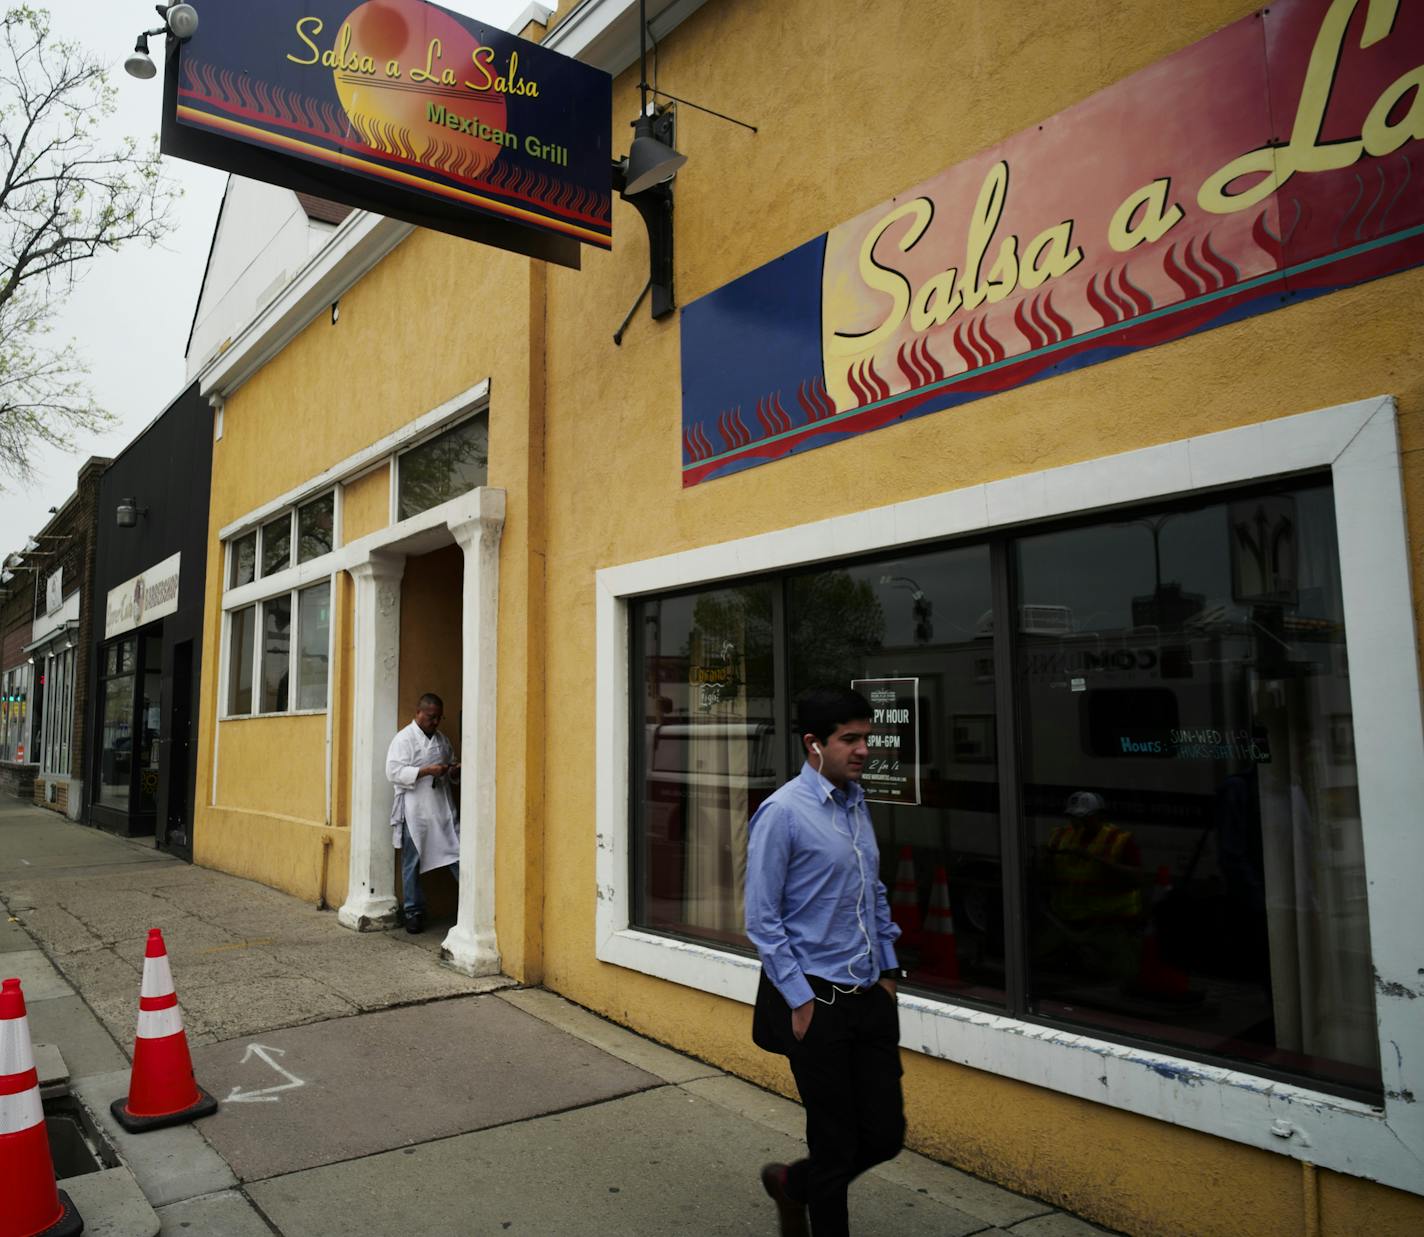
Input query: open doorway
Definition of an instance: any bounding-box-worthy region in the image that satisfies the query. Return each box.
[394,544,464,934]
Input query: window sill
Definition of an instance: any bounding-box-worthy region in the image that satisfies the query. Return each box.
[219,708,329,721]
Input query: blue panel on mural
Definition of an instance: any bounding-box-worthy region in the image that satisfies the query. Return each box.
[680,236,826,470]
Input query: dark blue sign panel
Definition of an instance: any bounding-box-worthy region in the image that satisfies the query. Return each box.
[162,0,611,268]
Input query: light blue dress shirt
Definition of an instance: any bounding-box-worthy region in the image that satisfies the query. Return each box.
[745,762,901,1009]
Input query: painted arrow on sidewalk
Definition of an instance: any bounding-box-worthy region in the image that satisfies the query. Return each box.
[225,1043,306,1103]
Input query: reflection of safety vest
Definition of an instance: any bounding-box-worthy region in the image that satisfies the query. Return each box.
[1048,822,1143,924]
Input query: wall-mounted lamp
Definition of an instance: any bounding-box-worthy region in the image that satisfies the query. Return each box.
[611,0,755,343]
[124,3,199,81]
[116,499,149,529]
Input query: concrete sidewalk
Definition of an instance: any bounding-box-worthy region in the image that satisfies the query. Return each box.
[0,801,1116,1236]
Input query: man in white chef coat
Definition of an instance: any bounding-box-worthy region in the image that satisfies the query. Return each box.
[386,692,460,934]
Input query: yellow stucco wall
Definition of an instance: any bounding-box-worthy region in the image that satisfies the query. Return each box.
[194,225,543,976]
[188,0,1424,1231]
[527,0,1424,1234]
[341,464,389,542]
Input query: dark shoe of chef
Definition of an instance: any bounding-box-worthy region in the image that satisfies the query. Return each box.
[405,913,424,935]
[760,1163,809,1237]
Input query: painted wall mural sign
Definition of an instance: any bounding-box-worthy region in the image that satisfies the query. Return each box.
[161,0,611,268]
[851,677,920,805]
[680,0,1424,485]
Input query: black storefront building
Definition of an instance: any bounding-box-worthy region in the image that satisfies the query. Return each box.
[87,382,212,855]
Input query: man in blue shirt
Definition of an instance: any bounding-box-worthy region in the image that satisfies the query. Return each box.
[745,687,906,1237]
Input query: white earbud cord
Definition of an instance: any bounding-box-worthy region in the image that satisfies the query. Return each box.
[813,788,876,1005]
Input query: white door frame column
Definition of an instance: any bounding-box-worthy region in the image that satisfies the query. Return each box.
[338,551,406,930]
[441,490,505,976]
[335,487,506,972]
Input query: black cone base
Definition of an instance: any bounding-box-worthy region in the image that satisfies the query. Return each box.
[38,1189,84,1236]
[109,1084,218,1133]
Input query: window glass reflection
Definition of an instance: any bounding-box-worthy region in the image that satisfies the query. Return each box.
[230,532,256,588]
[398,415,488,521]
[298,493,335,562]
[633,584,775,944]
[261,596,291,714]
[261,516,291,577]
[227,606,255,716]
[789,546,1003,1005]
[297,583,330,710]
[1015,481,1377,1095]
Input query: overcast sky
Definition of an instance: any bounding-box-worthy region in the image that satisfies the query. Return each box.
[0,0,538,553]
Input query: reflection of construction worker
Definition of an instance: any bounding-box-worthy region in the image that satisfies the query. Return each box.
[1047,792,1143,925]
[1040,792,1144,980]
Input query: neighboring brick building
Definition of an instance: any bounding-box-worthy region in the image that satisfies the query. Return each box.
[0,555,38,798]
[20,457,109,818]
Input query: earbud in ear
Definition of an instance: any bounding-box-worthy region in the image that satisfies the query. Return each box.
[811,741,822,755]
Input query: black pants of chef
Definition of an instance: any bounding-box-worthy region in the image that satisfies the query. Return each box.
[753,971,905,1236]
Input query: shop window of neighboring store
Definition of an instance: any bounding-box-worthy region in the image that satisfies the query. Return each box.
[98,639,136,809]
[41,646,74,776]
[627,475,1378,1100]
[0,664,31,762]
[397,413,488,521]
[97,635,161,812]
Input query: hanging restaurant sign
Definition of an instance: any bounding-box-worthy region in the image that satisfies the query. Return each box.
[680,0,1424,484]
[161,0,612,268]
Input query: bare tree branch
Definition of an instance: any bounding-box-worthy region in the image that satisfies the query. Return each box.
[0,4,179,486]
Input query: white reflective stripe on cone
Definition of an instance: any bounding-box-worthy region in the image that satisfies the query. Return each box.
[0,1085,43,1136]
[0,1013,35,1074]
[140,954,175,999]
[136,1006,184,1039]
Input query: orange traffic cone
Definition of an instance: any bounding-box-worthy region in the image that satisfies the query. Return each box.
[0,977,83,1237]
[889,846,923,948]
[1131,866,1191,999]
[110,929,217,1133]
[920,865,960,982]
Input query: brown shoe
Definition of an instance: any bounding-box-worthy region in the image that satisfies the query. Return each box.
[760,1163,809,1237]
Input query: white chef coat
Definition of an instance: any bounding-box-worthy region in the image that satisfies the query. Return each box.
[386,721,461,873]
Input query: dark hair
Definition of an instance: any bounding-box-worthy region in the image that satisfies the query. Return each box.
[795,687,873,744]
[417,692,444,711]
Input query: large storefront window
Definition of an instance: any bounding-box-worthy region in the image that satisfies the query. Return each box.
[1015,483,1374,1094]
[632,583,775,945]
[628,476,1378,1098]
[1,665,30,762]
[98,639,136,810]
[40,646,74,776]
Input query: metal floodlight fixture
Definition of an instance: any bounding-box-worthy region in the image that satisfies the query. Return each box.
[126,5,198,81]
[623,113,687,195]
[124,32,158,80]
[164,3,200,40]
[116,498,148,529]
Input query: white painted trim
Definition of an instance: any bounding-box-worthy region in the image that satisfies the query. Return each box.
[217,380,489,542]
[594,396,1424,1195]
[197,213,414,401]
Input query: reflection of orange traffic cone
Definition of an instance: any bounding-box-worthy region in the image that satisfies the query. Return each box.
[889,846,922,948]
[920,866,960,982]
[1134,866,1190,998]
[110,929,217,1133]
[0,977,83,1237]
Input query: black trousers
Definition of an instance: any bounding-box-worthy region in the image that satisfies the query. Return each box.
[755,972,906,1236]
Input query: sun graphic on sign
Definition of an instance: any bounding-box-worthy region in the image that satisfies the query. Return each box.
[333,0,509,181]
